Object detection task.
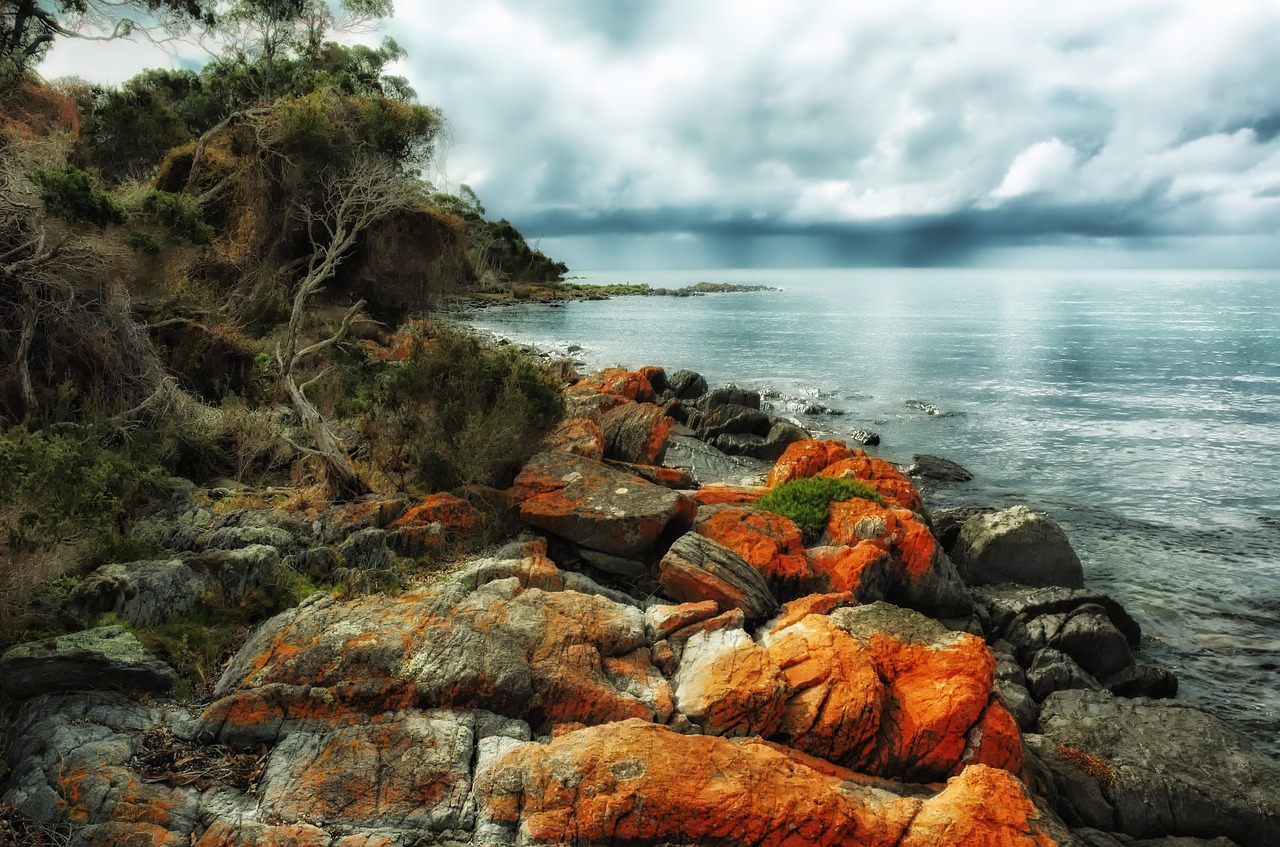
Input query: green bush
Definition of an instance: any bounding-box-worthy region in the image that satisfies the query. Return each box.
[756,476,884,541]
[28,166,128,228]
[144,189,213,244]
[127,229,161,254]
[0,427,167,553]
[353,324,564,492]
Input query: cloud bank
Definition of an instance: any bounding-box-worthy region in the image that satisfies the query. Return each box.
[388,0,1280,267]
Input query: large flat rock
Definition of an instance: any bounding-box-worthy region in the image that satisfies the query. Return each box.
[1031,689,1280,846]
[512,450,694,557]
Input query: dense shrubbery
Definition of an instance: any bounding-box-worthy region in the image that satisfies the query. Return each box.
[143,189,213,244]
[0,427,169,643]
[27,166,127,228]
[354,324,565,492]
[757,476,885,541]
[0,7,571,665]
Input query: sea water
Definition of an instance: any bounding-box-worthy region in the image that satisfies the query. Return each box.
[464,267,1280,756]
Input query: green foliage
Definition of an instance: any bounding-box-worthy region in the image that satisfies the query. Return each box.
[78,81,193,182]
[0,0,216,99]
[430,188,568,285]
[353,324,565,492]
[756,476,885,541]
[27,166,127,228]
[268,90,444,169]
[0,427,167,552]
[144,189,213,243]
[127,229,161,254]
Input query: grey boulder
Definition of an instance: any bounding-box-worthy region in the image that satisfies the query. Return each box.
[1031,689,1280,846]
[953,505,1085,588]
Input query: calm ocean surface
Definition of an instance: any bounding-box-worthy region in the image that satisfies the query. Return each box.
[464,267,1280,756]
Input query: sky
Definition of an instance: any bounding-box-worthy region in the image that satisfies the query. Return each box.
[39,0,1280,269]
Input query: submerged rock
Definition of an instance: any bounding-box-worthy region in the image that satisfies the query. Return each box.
[907,453,975,482]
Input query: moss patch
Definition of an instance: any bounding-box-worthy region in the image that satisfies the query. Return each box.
[757,476,885,542]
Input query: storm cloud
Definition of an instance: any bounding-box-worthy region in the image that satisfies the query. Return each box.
[388,0,1280,267]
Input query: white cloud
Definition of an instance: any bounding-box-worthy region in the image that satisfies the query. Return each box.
[991,139,1080,200]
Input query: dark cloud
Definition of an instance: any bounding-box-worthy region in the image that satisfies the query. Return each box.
[383,1,1280,268]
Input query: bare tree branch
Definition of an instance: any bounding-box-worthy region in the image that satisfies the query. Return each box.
[271,153,421,497]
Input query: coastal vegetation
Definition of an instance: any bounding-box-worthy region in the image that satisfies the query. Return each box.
[0,2,568,657]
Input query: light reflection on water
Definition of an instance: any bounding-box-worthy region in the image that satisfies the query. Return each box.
[464,267,1280,756]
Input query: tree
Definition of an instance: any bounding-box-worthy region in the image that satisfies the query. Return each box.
[204,0,390,103]
[273,152,420,495]
[0,0,214,96]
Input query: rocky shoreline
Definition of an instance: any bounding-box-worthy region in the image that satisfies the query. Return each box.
[453,281,779,310]
[2,364,1277,846]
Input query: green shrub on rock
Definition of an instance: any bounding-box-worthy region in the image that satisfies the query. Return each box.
[756,476,884,541]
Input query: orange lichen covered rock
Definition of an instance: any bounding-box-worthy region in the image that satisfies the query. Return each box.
[544,415,606,459]
[573,367,656,403]
[256,713,479,834]
[386,492,484,555]
[827,603,1001,780]
[643,600,722,641]
[820,451,924,512]
[766,438,856,487]
[194,820,391,846]
[478,720,921,847]
[601,401,672,464]
[604,459,695,489]
[199,553,670,742]
[827,497,972,616]
[658,532,778,621]
[672,627,789,737]
[512,451,695,557]
[767,591,860,633]
[478,720,1062,847]
[693,505,893,602]
[392,492,483,533]
[958,700,1025,775]
[692,483,768,507]
[763,614,885,765]
[898,764,1063,847]
[693,505,811,594]
[322,497,407,539]
[805,543,892,598]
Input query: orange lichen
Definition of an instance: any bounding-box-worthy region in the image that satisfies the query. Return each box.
[819,451,924,512]
[480,721,923,847]
[899,765,1061,847]
[573,367,656,402]
[766,439,856,488]
[1056,743,1117,787]
[692,484,768,507]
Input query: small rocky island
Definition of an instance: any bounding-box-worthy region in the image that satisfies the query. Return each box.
[2,364,1277,846]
